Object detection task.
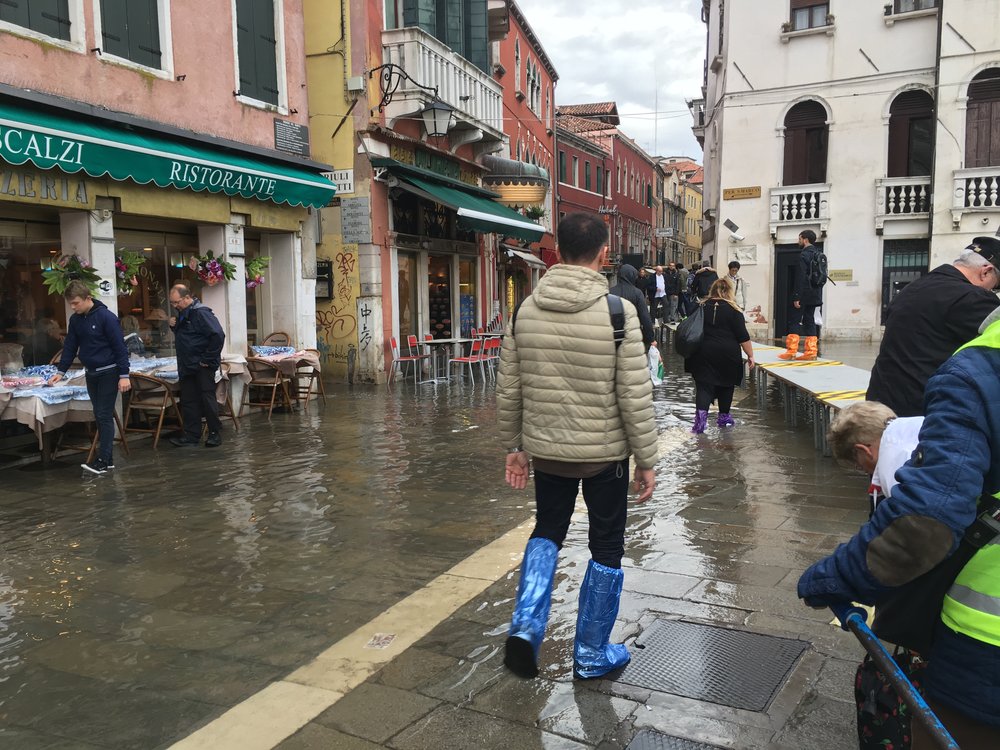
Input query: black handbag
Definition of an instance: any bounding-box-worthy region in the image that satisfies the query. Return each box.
[674,304,704,358]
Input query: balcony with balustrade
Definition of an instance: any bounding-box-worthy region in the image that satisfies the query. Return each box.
[952,168,1000,228]
[875,176,931,233]
[769,184,830,237]
[380,26,505,150]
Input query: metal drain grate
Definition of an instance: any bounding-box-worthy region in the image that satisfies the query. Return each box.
[625,729,724,750]
[617,619,808,712]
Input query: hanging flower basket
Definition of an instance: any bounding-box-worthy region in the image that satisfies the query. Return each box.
[41,254,101,296]
[245,255,270,289]
[115,249,147,295]
[190,250,236,287]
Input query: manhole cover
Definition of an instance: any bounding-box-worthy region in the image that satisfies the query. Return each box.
[617,619,808,712]
[626,729,724,750]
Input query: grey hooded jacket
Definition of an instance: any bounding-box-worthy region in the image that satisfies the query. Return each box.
[610,264,655,349]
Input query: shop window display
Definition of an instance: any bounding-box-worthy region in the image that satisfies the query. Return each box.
[428,255,452,339]
[397,251,418,342]
[0,222,66,368]
[459,257,477,337]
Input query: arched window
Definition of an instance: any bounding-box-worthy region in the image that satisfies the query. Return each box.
[966,68,1000,168]
[783,100,828,185]
[888,90,934,177]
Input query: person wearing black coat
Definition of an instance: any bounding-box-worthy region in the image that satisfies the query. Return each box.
[683,277,754,433]
[779,230,824,361]
[610,264,655,350]
[866,237,1000,417]
[664,263,682,322]
[168,283,226,448]
[693,262,719,300]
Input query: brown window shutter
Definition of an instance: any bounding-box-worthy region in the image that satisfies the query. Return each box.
[890,90,934,117]
[790,0,823,9]
[784,101,827,128]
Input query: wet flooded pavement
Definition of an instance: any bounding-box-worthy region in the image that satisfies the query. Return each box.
[1,347,872,749]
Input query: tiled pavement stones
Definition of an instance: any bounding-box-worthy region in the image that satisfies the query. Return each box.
[0,349,876,748]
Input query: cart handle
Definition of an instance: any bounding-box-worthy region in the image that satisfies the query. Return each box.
[830,604,959,750]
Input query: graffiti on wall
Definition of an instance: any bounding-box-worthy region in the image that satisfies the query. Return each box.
[358,300,373,351]
[316,242,360,376]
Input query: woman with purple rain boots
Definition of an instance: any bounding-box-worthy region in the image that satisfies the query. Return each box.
[682,278,754,434]
[495,213,660,681]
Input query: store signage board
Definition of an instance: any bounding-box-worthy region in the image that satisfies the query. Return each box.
[828,269,853,282]
[322,169,355,196]
[655,228,674,238]
[342,197,372,244]
[273,119,310,156]
[722,186,761,200]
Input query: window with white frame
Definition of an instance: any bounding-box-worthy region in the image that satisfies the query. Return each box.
[97,0,165,70]
[1,0,71,41]
[235,0,280,106]
[895,0,936,11]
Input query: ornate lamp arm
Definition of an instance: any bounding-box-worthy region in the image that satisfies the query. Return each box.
[368,63,439,112]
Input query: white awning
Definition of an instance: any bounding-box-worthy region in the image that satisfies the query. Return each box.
[504,246,546,270]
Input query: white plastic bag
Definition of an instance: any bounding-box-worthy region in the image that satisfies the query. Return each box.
[647,344,664,386]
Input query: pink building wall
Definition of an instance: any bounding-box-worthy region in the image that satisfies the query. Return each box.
[0,0,310,149]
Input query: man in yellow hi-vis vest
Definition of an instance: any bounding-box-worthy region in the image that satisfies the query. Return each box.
[799,288,1000,749]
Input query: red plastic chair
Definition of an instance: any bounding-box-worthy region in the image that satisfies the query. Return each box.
[388,336,429,386]
[448,338,485,383]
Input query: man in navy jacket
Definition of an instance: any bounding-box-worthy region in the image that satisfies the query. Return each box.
[167,283,225,448]
[47,280,131,475]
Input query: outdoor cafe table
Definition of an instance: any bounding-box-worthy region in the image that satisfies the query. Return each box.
[420,337,474,382]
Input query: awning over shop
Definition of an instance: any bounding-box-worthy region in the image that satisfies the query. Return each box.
[502,244,547,270]
[0,101,336,208]
[373,158,544,243]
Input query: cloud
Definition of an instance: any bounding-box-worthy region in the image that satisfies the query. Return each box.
[514,0,705,159]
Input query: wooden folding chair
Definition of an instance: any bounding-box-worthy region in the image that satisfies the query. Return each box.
[261,331,291,346]
[124,373,183,449]
[241,357,293,419]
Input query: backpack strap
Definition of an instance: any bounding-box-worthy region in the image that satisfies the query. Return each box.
[512,295,626,350]
[607,294,626,349]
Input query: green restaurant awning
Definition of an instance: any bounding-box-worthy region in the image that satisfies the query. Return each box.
[372,158,544,243]
[0,101,336,208]
[396,174,544,243]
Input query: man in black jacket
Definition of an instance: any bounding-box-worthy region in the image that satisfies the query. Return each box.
[779,230,824,360]
[47,280,131,475]
[866,237,1000,417]
[168,283,226,447]
[610,264,655,350]
[693,261,719,300]
[664,263,682,322]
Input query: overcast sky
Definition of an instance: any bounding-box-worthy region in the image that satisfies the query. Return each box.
[514,0,706,162]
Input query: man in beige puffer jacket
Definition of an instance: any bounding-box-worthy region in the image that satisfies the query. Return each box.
[497,212,659,681]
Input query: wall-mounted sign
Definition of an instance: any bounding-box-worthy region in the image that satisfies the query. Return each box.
[273,119,310,156]
[322,169,354,196]
[655,228,675,238]
[828,269,854,282]
[598,206,618,215]
[722,186,762,200]
[341,196,372,244]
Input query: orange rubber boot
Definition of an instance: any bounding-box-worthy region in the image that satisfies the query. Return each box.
[796,336,818,361]
[777,333,800,360]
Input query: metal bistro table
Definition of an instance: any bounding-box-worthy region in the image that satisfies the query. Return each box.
[420,337,474,383]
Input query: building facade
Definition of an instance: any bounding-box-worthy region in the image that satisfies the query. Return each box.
[0,0,335,370]
[305,0,544,382]
[691,0,1000,341]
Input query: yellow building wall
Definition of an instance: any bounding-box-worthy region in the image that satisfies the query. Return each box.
[303,0,359,380]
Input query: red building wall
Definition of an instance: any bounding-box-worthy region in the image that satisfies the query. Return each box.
[610,134,657,261]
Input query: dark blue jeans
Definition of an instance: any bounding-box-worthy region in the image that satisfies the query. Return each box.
[85,368,119,463]
[531,459,630,569]
[791,304,819,337]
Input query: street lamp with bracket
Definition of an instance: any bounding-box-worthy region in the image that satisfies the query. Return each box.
[368,63,455,140]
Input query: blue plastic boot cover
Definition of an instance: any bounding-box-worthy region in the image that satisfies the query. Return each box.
[573,559,630,679]
[717,412,734,427]
[509,537,560,655]
[692,409,709,434]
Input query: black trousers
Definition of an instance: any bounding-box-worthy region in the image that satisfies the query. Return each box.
[531,459,630,569]
[179,367,222,440]
[790,304,819,337]
[85,368,119,463]
[695,382,734,413]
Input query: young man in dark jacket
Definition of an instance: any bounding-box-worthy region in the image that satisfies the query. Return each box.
[47,280,131,475]
[168,283,226,448]
[664,263,682,322]
[610,264,655,350]
[693,261,719,300]
[779,230,824,360]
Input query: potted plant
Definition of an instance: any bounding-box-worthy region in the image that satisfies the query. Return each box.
[114,249,146,294]
[41,254,101,296]
[245,256,270,289]
[189,250,236,286]
[524,205,547,221]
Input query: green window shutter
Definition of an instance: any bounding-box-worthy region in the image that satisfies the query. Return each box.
[403,0,435,36]
[235,0,278,105]
[2,0,71,41]
[99,0,129,58]
[128,0,161,69]
[100,0,161,68]
[251,0,278,104]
